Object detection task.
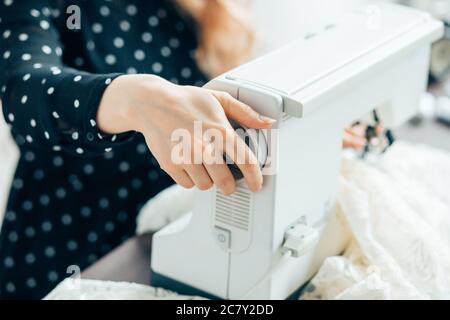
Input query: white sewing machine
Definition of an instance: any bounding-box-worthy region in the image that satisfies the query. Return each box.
[151,3,443,299]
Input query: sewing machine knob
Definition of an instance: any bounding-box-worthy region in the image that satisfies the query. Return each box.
[226,124,268,181]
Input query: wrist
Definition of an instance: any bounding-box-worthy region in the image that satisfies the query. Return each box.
[97,75,134,134]
[98,73,183,135]
[128,75,181,133]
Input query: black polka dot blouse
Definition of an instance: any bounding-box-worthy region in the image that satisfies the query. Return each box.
[0,0,207,299]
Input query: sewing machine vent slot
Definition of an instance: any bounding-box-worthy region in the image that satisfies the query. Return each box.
[214,186,252,231]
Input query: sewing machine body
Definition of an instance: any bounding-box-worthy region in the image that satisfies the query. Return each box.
[151,3,443,299]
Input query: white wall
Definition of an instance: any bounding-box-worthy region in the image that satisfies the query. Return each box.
[251,0,369,52]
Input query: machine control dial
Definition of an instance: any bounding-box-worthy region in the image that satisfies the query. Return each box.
[226,124,268,180]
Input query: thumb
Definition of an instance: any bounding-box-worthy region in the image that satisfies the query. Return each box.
[210,90,276,129]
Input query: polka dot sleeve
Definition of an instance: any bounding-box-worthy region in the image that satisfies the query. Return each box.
[0,1,135,156]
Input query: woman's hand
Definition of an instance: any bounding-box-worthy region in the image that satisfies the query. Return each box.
[343,124,383,150]
[97,74,275,195]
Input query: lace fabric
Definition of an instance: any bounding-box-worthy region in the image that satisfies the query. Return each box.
[302,142,450,300]
[44,278,204,300]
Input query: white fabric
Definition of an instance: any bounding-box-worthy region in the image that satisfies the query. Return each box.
[303,142,450,300]
[46,141,450,300]
[44,278,204,300]
[136,183,195,234]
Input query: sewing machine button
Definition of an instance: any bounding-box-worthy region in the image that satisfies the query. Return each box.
[213,226,231,250]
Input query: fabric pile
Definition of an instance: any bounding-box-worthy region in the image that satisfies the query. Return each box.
[45,279,203,300]
[303,141,450,299]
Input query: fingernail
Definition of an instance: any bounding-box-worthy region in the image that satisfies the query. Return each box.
[259,115,277,124]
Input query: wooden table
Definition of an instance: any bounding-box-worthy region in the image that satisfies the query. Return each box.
[82,233,154,285]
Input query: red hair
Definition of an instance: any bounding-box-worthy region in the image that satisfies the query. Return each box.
[174,0,255,78]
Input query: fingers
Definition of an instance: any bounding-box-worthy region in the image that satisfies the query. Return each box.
[343,130,366,150]
[347,124,366,137]
[203,163,236,195]
[167,169,195,189]
[163,162,220,193]
[210,90,276,129]
[203,142,236,195]
[179,134,260,194]
[183,163,214,191]
[223,128,263,192]
[185,132,262,193]
[343,124,385,150]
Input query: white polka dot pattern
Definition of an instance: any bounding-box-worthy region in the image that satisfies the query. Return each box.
[0,0,206,299]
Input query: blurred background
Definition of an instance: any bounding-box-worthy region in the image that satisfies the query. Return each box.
[0,0,449,225]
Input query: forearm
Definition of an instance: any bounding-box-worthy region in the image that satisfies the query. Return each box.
[1,58,126,153]
[0,2,135,155]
